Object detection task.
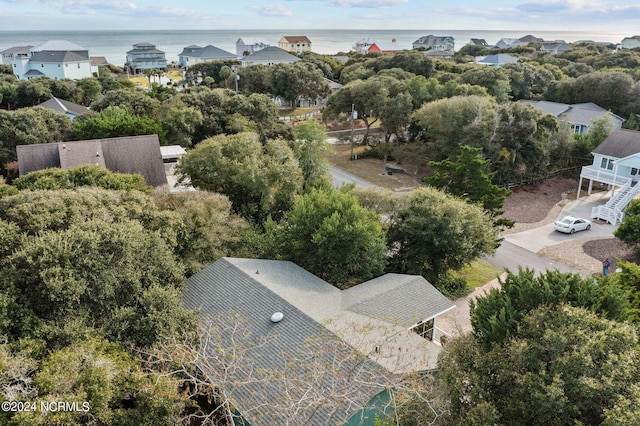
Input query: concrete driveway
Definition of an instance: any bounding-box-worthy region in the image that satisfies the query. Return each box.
[503,191,619,253]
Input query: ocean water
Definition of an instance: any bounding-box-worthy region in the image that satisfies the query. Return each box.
[0,29,629,68]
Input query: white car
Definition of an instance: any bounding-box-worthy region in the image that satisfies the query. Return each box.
[554,216,591,234]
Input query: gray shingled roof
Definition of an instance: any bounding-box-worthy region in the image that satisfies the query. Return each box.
[593,129,640,158]
[520,100,624,127]
[243,46,300,62]
[0,45,33,55]
[38,97,89,116]
[16,135,167,187]
[477,53,519,65]
[179,44,236,60]
[30,50,90,62]
[24,69,45,76]
[343,274,455,327]
[183,258,388,426]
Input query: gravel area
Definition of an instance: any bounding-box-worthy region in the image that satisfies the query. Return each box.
[500,176,638,274]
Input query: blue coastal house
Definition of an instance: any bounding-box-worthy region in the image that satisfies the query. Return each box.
[578,129,640,224]
[183,257,454,425]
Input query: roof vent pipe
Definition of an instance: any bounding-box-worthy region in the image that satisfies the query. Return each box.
[270,312,284,323]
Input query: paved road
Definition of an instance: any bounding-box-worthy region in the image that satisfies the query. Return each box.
[329,166,378,188]
[486,241,585,277]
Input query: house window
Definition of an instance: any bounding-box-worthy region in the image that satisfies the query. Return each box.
[41,64,44,67]
[413,319,435,341]
[77,63,80,68]
[58,64,60,67]
[600,158,614,171]
[631,168,639,176]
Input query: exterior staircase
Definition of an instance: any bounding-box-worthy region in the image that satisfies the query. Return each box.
[591,179,640,224]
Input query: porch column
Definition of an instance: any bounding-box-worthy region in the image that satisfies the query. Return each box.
[577,176,583,198]
[588,179,593,196]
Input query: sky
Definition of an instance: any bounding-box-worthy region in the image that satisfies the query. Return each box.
[1,0,640,33]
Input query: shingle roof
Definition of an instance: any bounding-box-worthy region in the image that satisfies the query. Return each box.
[16,135,167,187]
[183,258,388,426]
[0,45,33,55]
[281,36,311,44]
[31,40,87,52]
[243,46,300,63]
[30,50,90,62]
[38,97,89,116]
[477,53,519,65]
[342,274,455,327]
[520,100,624,127]
[237,37,270,45]
[179,44,236,59]
[593,129,640,158]
[90,56,109,66]
[23,69,45,76]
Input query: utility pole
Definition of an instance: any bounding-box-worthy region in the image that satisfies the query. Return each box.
[350,103,356,161]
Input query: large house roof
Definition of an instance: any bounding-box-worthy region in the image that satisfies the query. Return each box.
[31,40,86,52]
[593,129,640,159]
[30,50,90,62]
[237,37,270,45]
[38,97,89,116]
[243,46,300,63]
[476,53,519,65]
[1,45,33,55]
[179,44,235,59]
[520,100,624,126]
[183,258,389,426]
[16,135,167,187]
[280,35,311,44]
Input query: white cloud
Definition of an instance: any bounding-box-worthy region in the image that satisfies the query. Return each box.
[330,0,407,7]
[248,3,293,16]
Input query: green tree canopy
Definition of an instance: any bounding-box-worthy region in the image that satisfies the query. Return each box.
[439,305,640,426]
[13,164,152,193]
[293,119,331,190]
[425,145,511,214]
[177,132,303,223]
[386,187,498,287]
[276,188,387,288]
[2,219,192,349]
[73,105,165,142]
[614,199,640,252]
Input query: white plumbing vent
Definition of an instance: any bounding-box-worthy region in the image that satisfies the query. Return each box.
[270,312,284,323]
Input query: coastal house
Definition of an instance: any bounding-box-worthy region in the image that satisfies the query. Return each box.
[278,36,312,54]
[469,38,489,47]
[16,134,167,187]
[183,257,455,425]
[540,43,572,54]
[240,46,300,67]
[11,40,92,81]
[412,35,455,51]
[353,38,375,54]
[620,36,640,50]
[177,44,236,68]
[125,42,167,75]
[519,34,544,44]
[578,129,640,224]
[495,38,526,49]
[37,97,89,121]
[1,45,32,65]
[236,37,270,58]
[519,100,624,135]
[475,53,519,66]
[90,56,110,75]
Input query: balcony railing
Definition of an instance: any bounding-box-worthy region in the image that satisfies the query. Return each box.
[580,166,630,186]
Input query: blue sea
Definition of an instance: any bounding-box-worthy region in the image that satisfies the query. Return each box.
[0,29,628,67]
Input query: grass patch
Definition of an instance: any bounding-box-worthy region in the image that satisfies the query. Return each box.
[167,69,183,82]
[279,106,323,117]
[451,260,503,289]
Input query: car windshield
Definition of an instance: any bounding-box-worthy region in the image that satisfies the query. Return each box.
[560,217,574,224]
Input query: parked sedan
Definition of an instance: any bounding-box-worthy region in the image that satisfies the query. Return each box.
[554,216,592,234]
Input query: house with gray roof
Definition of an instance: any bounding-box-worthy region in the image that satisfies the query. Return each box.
[178,44,237,68]
[412,35,455,51]
[620,35,640,50]
[1,45,32,65]
[475,53,519,66]
[183,257,455,425]
[540,43,572,54]
[236,37,270,58]
[126,42,167,74]
[241,46,301,67]
[37,97,89,121]
[578,129,640,224]
[11,40,92,81]
[16,134,167,187]
[519,100,624,135]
